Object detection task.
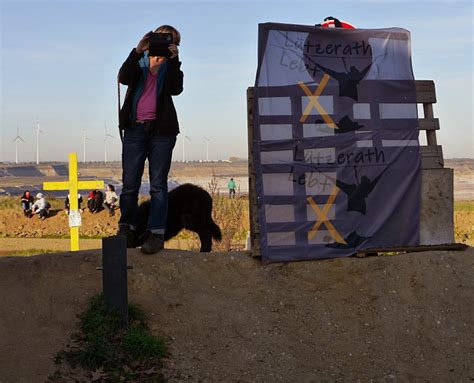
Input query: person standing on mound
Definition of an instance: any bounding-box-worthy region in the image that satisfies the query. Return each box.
[117,25,183,254]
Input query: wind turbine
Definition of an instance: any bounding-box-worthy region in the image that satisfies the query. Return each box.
[181,130,191,162]
[12,124,25,164]
[203,137,210,162]
[104,124,114,164]
[82,129,92,163]
[35,120,43,165]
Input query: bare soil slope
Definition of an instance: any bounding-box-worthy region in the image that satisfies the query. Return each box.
[0,249,473,382]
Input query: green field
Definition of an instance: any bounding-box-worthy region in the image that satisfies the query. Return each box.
[454,201,474,211]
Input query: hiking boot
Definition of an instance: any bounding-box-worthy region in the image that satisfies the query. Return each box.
[141,233,165,254]
[116,225,136,248]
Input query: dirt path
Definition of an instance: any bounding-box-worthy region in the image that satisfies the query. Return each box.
[0,238,102,255]
[0,248,473,382]
[0,238,199,256]
[0,208,119,238]
[0,208,207,254]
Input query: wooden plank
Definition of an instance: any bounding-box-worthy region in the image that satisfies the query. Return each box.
[357,243,468,255]
[418,118,440,130]
[416,80,437,103]
[422,103,438,146]
[421,145,444,169]
[247,87,261,258]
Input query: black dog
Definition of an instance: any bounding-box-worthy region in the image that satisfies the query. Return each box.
[135,184,222,252]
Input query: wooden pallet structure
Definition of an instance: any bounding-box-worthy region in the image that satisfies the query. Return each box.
[247,81,463,258]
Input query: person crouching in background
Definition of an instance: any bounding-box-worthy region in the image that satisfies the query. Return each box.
[87,191,96,212]
[32,193,51,220]
[20,190,34,217]
[103,184,119,216]
[64,193,83,215]
[87,190,104,213]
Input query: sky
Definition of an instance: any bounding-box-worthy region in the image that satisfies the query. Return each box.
[0,0,472,163]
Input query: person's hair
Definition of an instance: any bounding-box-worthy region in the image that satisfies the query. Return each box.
[107,184,115,192]
[154,25,181,45]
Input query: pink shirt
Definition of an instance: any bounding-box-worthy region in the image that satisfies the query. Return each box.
[136,70,158,121]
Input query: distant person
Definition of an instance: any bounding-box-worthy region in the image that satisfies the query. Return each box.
[228,178,236,198]
[87,190,104,213]
[117,25,183,254]
[87,191,96,212]
[64,193,83,215]
[31,193,50,220]
[20,190,34,217]
[94,190,104,212]
[103,184,119,217]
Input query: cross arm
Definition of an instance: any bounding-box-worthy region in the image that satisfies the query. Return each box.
[43,181,70,190]
[77,180,105,190]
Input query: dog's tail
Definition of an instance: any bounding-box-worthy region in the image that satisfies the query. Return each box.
[210,218,222,241]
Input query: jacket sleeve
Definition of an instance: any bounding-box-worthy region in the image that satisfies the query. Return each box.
[167,56,184,95]
[118,49,142,86]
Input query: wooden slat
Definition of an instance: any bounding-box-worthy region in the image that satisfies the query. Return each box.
[422,103,438,146]
[356,243,467,257]
[418,118,440,130]
[251,82,437,103]
[247,87,261,258]
[416,80,437,103]
[421,145,444,169]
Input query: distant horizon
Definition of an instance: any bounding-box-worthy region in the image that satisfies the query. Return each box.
[1,157,473,166]
[0,158,248,165]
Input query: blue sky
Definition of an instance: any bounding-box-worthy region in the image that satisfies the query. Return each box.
[1,0,472,162]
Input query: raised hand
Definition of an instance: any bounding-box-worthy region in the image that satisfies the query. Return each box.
[135,31,153,54]
[168,43,179,59]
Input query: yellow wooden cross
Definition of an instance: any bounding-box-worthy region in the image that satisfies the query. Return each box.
[307,188,347,245]
[43,153,105,251]
[298,74,337,128]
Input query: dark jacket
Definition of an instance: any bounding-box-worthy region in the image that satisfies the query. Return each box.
[118,49,183,135]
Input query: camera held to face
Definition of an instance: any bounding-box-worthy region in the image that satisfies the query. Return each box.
[148,32,173,57]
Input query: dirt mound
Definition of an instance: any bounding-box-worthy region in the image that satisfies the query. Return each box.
[0,249,473,382]
[0,207,119,239]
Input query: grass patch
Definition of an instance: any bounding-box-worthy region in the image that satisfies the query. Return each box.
[208,171,249,251]
[50,294,167,382]
[0,249,63,257]
[40,233,106,240]
[122,325,167,360]
[0,233,105,240]
[0,196,18,209]
[454,201,474,211]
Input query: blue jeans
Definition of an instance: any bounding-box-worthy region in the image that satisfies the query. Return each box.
[119,124,176,232]
[22,202,31,211]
